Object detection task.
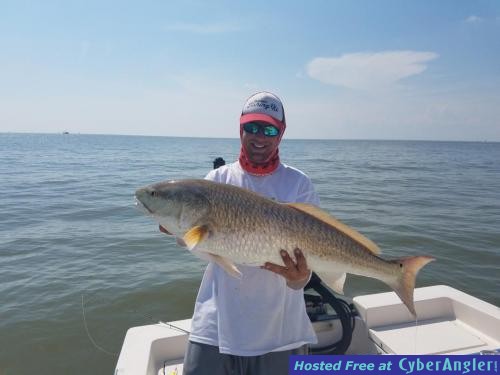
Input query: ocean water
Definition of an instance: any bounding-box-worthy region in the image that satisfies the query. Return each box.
[1,133,499,374]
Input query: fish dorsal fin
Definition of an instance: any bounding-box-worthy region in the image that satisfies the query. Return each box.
[286,203,381,255]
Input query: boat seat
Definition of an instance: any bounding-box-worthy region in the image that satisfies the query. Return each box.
[369,318,486,354]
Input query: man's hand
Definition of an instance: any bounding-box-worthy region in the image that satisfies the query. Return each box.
[262,248,311,290]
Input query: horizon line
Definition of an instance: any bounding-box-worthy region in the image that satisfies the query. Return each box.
[1,131,499,144]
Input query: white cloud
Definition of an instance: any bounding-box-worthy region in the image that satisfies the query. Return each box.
[465,15,483,23]
[306,51,439,90]
[166,22,241,34]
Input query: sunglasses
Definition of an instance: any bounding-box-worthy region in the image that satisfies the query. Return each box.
[242,122,280,137]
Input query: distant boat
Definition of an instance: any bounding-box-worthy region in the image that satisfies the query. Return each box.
[62,131,70,135]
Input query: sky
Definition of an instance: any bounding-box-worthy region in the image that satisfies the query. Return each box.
[1,0,499,141]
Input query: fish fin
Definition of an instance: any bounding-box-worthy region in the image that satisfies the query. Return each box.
[190,249,212,262]
[207,253,242,279]
[183,225,208,251]
[286,203,381,255]
[316,271,347,295]
[387,256,435,317]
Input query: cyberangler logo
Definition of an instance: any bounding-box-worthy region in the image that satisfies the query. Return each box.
[248,100,279,113]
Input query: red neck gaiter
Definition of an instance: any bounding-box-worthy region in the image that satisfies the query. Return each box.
[238,147,280,176]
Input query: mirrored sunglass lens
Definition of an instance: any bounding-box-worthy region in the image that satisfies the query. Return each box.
[263,126,279,137]
[243,123,259,134]
[243,122,279,137]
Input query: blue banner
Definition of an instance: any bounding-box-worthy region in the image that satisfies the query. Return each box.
[289,355,499,375]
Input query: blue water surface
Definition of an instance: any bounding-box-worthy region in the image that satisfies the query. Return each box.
[1,134,499,374]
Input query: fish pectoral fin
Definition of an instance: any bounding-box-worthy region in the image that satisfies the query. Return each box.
[316,271,347,295]
[286,203,380,255]
[183,225,209,251]
[207,253,242,279]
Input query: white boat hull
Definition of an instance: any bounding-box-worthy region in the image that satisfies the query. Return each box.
[115,285,500,375]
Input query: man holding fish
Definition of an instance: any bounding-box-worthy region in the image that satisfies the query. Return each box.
[172,92,318,374]
[137,91,433,374]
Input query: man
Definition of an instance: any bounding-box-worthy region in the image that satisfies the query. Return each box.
[182,92,320,374]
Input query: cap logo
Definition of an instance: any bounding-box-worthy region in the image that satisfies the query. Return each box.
[248,99,279,113]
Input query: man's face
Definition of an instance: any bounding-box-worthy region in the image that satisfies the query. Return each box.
[241,122,281,165]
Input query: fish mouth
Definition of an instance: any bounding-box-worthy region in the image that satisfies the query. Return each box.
[134,197,153,214]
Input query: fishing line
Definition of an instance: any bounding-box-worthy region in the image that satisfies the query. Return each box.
[81,295,119,357]
[81,293,190,357]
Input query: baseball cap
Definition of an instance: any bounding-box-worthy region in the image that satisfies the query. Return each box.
[240,92,286,130]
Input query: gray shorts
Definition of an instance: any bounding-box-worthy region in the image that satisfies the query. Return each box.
[183,341,308,375]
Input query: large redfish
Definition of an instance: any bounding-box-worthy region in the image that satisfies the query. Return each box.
[135,179,434,316]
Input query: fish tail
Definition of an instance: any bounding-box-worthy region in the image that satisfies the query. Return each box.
[387,256,435,316]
